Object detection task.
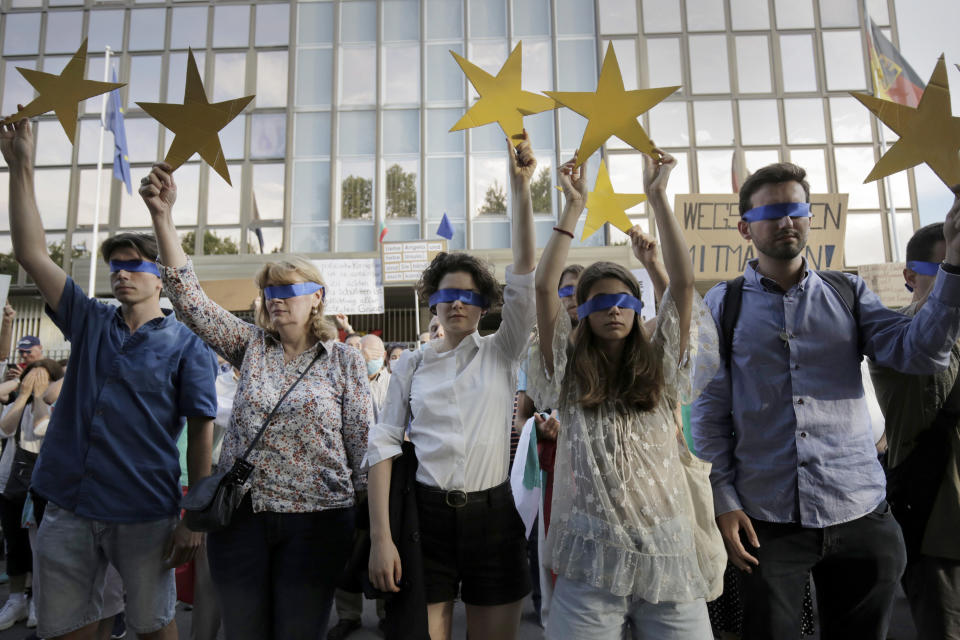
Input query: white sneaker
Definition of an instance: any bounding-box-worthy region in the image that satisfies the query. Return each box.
[26,597,37,628]
[0,593,28,630]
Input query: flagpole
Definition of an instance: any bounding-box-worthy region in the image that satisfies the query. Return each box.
[413,289,420,346]
[88,46,112,297]
[878,127,901,262]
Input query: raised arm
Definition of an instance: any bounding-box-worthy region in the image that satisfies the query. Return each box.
[0,305,15,362]
[508,132,536,275]
[628,227,668,307]
[534,156,587,377]
[0,115,67,309]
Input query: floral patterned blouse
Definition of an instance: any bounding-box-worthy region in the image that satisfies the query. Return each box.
[162,260,372,513]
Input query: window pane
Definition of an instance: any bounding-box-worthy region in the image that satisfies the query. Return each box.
[299,2,334,45]
[427,157,465,220]
[599,0,637,34]
[171,6,208,50]
[739,100,780,145]
[384,0,420,41]
[219,115,245,161]
[426,0,463,39]
[519,38,554,92]
[696,149,733,193]
[646,38,683,88]
[789,148,828,193]
[866,0,889,25]
[384,45,420,104]
[693,101,734,146]
[213,5,249,49]
[78,119,112,165]
[383,111,420,154]
[2,60,35,115]
[834,146,880,208]
[513,0,550,36]
[256,3,289,47]
[819,0,859,27]
[35,121,74,166]
[774,0,814,28]
[472,219,510,249]
[780,34,818,92]
[427,43,464,102]
[213,53,247,103]
[736,36,771,93]
[129,9,166,52]
[822,31,866,91]
[256,51,287,108]
[337,223,375,252]
[606,153,645,210]
[686,0,725,31]
[120,180,150,227]
[126,56,161,108]
[296,49,332,106]
[559,108,586,150]
[530,156,553,215]
[689,35,730,94]
[556,0,595,35]
[384,159,419,218]
[648,101,689,147]
[523,110,554,149]
[252,163,285,221]
[341,0,376,43]
[470,0,506,37]
[473,156,507,216]
[731,0,770,30]
[250,225,283,254]
[291,225,329,252]
[744,150,780,174]
[207,163,242,224]
[292,159,330,223]
[338,111,375,155]
[642,0,680,32]
[87,10,125,53]
[784,99,825,144]
[471,120,504,152]
[0,174,8,233]
[467,41,509,100]
[3,13,40,55]
[340,159,374,221]
[885,169,911,209]
[830,97,872,142]
[295,112,331,157]
[845,214,884,265]
[167,52,206,104]
[427,109,463,153]
[339,46,376,105]
[35,170,70,229]
[250,113,286,159]
[125,117,160,163]
[171,163,199,226]
[557,39,596,91]
[603,39,638,90]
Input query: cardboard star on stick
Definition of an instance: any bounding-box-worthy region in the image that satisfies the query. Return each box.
[546,43,679,167]
[850,55,960,187]
[581,159,646,241]
[137,50,254,186]
[449,42,557,141]
[0,39,125,144]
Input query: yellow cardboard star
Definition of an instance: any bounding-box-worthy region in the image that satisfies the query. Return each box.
[546,43,679,167]
[449,42,556,140]
[851,55,960,186]
[582,159,646,241]
[137,50,254,185]
[0,39,125,144]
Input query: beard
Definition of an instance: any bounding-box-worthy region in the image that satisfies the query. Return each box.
[755,230,808,260]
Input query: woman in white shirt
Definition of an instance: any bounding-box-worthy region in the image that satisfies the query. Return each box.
[528,150,719,639]
[366,134,537,640]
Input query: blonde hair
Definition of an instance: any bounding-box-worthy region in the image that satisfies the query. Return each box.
[253,257,337,342]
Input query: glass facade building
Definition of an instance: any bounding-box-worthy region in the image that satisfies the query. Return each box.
[0,0,916,291]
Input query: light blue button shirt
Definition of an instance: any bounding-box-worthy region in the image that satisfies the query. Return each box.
[691,260,960,527]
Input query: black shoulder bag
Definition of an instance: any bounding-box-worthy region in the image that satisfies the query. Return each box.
[181,350,323,532]
[2,407,39,501]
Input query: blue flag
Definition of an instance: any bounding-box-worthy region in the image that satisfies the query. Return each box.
[436,213,454,240]
[104,68,132,195]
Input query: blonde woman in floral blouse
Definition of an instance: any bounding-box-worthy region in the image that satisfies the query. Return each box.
[140,162,373,640]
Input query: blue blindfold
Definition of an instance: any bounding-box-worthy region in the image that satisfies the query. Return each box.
[109,260,161,278]
[263,282,325,301]
[558,285,575,298]
[577,293,644,320]
[742,202,812,223]
[904,260,940,292]
[428,288,490,309]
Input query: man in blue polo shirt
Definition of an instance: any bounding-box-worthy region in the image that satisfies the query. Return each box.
[1,114,218,639]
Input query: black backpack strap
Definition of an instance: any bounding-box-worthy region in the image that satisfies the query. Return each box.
[817,270,862,351]
[720,276,746,367]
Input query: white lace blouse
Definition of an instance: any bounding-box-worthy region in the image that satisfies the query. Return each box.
[527,288,720,603]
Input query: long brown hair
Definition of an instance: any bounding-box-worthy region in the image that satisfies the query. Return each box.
[566,261,664,412]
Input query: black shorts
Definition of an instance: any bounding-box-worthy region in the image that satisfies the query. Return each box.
[416,480,532,606]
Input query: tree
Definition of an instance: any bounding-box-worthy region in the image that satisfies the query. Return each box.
[530,166,552,214]
[48,240,87,268]
[477,181,507,216]
[341,175,373,220]
[385,164,417,218]
[180,230,240,256]
[0,252,18,278]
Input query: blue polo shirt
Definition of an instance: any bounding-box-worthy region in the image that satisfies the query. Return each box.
[31,277,218,523]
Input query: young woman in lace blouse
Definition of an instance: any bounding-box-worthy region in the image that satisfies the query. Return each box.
[529,149,719,639]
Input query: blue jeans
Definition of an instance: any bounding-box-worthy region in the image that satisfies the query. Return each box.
[206,495,355,640]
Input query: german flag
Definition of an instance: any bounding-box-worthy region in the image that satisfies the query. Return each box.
[866,19,925,107]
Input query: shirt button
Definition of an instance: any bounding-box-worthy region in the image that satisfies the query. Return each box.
[796,398,804,405]
[799,461,808,468]
[800,432,807,438]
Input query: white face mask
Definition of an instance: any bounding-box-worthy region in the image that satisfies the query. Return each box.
[366,359,383,376]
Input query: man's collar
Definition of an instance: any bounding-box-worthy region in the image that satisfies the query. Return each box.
[745,258,809,292]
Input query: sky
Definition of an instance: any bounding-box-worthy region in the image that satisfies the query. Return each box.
[894,0,960,224]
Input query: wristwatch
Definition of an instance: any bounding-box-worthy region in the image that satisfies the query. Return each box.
[941,261,960,275]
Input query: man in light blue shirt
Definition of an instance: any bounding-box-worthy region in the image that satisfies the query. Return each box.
[691,162,960,639]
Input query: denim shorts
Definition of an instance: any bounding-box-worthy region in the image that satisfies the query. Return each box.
[34,503,177,638]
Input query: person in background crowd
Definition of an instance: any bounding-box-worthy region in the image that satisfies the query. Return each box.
[142,160,372,640]
[367,132,537,640]
[1,112,218,640]
[345,333,363,350]
[4,335,43,383]
[418,331,430,349]
[0,304,15,380]
[428,316,445,342]
[385,343,405,374]
[870,219,960,640]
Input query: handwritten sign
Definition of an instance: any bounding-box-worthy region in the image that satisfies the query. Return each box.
[675,194,848,280]
[858,262,912,308]
[381,240,447,284]
[313,259,384,315]
[629,269,657,322]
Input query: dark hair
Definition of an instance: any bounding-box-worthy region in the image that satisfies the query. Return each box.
[905,222,945,263]
[738,162,811,216]
[566,261,664,412]
[558,264,584,289]
[21,358,64,382]
[100,232,160,264]
[417,252,501,314]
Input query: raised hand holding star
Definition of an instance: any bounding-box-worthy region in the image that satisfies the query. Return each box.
[581,159,646,241]
[0,39,125,144]
[137,49,254,185]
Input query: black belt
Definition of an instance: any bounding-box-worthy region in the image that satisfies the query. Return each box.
[415,479,511,509]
